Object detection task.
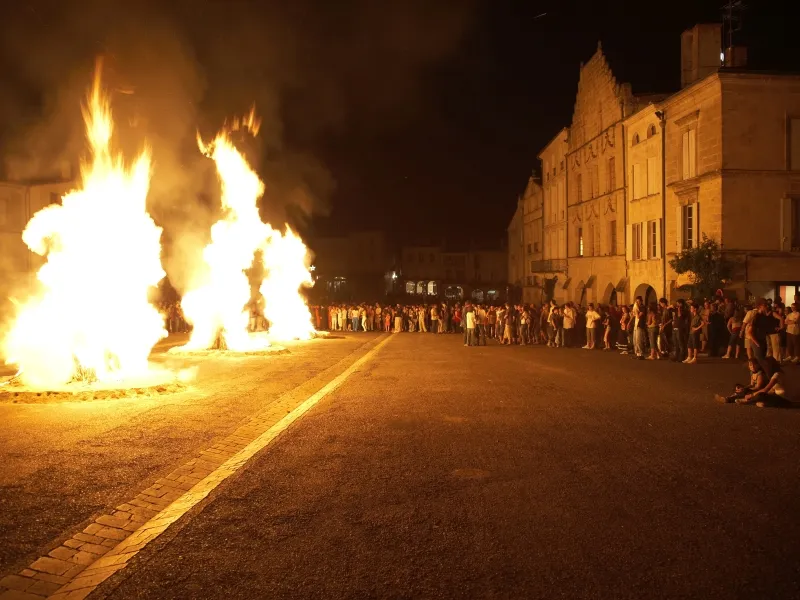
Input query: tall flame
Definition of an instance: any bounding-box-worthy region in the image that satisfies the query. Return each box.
[3,65,166,387]
[260,227,315,341]
[181,122,269,350]
[180,111,315,349]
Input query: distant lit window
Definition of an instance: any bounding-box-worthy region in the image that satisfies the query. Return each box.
[578,227,584,257]
[428,281,438,295]
[405,281,416,294]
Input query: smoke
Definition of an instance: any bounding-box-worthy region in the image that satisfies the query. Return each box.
[0,0,475,295]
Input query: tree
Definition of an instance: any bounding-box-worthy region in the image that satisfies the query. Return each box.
[668,234,734,300]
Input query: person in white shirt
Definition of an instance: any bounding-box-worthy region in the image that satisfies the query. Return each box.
[742,306,757,360]
[785,303,799,362]
[562,302,575,348]
[584,303,601,349]
[464,305,476,347]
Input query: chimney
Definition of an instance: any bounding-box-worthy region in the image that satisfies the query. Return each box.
[681,23,722,88]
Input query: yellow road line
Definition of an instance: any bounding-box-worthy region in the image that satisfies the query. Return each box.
[48,333,394,599]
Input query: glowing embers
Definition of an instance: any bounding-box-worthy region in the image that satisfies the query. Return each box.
[2,62,167,389]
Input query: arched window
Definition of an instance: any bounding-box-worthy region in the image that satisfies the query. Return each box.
[427,281,438,296]
[417,281,426,295]
[647,124,657,139]
[405,281,416,294]
[632,133,640,146]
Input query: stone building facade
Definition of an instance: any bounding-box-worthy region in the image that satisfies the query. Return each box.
[625,103,666,305]
[537,130,568,304]
[521,176,544,304]
[565,46,634,307]
[663,69,800,304]
[508,23,800,307]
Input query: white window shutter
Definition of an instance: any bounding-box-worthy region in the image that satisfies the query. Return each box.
[780,197,792,250]
[656,217,663,259]
[676,205,683,251]
[626,224,633,261]
[693,202,701,248]
[633,163,642,199]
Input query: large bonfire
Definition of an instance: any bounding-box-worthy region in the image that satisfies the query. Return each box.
[179,110,315,351]
[3,65,166,388]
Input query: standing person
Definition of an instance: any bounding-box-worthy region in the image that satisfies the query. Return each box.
[496,305,506,341]
[769,305,784,361]
[487,307,496,339]
[430,304,440,334]
[418,305,427,333]
[617,306,631,353]
[562,302,575,348]
[584,303,601,350]
[632,297,646,358]
[700,300,712,354]
[519,306,530,345]
[552,306,564,347]
[441,304,451,334]
[393,307,403,333]
[476,305,487,346]
[685,303,703,364]
[672,300,689,362]
[722,309,744,360]
[464,303,476,346]
[785,303,800,363]
[647,306,659,360]
[748,300,773,361]
[742,304,758,359]
[452,305,462,335]
[658,298,672,357]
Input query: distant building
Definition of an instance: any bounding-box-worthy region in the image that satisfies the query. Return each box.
[308,230,394,302]
[401,241,506,303]
[537,130,568,304]
[507,175,545,304]
[508,22,800,306]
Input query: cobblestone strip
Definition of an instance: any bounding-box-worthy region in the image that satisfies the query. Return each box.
[0,334,390,600]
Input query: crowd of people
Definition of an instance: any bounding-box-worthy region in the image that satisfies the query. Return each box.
[315,295,798,364]
[315,296,797,408]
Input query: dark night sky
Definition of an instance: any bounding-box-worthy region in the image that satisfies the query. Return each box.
[313,0,799,245]
[0,0,797,247]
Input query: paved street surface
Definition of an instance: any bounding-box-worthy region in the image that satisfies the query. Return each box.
[88,334,798,600]
[0,333,378,580]
[2,332,800,599]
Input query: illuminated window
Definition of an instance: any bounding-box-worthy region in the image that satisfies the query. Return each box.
[405,281,416,294]
[577,227,584,257]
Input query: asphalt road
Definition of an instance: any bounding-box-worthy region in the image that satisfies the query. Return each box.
[82,333,800,600]
[0,332,382,579]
